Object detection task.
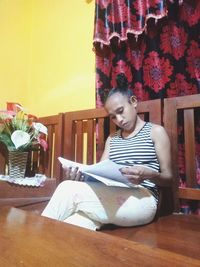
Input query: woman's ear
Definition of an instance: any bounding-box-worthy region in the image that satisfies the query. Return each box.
[130,96,137,107]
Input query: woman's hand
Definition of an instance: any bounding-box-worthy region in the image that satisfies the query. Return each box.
[120,166,151,185]
[63,166,85,181]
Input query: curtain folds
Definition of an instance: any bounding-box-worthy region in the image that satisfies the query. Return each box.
[93,0,168,47]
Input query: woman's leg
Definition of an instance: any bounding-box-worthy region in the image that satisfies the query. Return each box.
[42,180,157,230]
[42,180,106,230]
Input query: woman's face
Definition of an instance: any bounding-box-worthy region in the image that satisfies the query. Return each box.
[105,93,138,133]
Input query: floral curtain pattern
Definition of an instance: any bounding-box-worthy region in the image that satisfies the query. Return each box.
[94,0,200,105]
[93,0,200,214]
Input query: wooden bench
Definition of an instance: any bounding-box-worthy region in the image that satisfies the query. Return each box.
[63,99,173,216]
[60,95,200,260]
[0,95,199,262]
[164,94,200,211]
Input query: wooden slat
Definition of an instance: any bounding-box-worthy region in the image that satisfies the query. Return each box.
[109,118,116,135]
[86,119,95,164]
[137,99,162,124]
[163,98,179,211]
[178,188,200,200]
[38,113,63,182]
[64,115,76,161]
[76,121,84,163]
[53,113,63,181]
[97,118,105,162]
[184,109,196,187]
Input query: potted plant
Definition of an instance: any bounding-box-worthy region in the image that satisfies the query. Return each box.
[0,102,48,178]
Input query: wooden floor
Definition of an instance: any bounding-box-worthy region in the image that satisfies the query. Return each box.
[0,207,199,267]
[102,213,200,260]
[1,182,199,265]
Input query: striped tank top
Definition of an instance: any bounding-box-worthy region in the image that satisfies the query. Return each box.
[109,122,160,201]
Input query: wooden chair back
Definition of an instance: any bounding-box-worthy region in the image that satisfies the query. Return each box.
[164,94,200,212]
[37,113,63,183]
[62,99,173,215]
[63,99,162,164]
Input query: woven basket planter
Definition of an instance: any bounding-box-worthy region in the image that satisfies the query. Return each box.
[8,151,28,179]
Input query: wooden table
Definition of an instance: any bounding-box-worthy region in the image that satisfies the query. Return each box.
[0,207,199,267]
[0,178,56,213]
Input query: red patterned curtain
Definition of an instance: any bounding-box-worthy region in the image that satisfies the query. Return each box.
[94,0,200,106]
[93,0,200,214]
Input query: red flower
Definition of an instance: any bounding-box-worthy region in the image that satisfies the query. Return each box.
[160,24,187,60]
[96,54,111,76]
[186,41,200,81]
[133,82,149,101]
[180,1,200,27]
[143,51,173,92]
[130,49,144,71]
[111,60,132,88]
[167,73,198,97]
[107,1,128,25]
[7,102,22,113]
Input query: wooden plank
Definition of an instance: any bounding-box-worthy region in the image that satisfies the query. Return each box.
[97,118,105,162]
[179,187,200,200]
[103,214,200,260]
[0,207,199,267]
[0,178,56,198]
[76,120,84,163]
[184,109,196,187]
[0,197,51,207]
[175,94,200,109]
[53,113,63,181]
[163,98,180,211]
[86,119,95,164]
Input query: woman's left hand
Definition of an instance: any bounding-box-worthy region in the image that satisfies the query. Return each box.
[119,166,147,185]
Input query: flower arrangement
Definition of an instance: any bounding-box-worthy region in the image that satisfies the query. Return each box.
[0,102,48,152]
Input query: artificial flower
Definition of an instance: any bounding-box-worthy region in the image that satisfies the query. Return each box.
[0,102,48,152]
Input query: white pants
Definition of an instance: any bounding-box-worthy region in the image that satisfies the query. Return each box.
[42,181,157,230]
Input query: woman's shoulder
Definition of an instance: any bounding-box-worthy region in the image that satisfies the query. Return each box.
[150,123,166,133]
[150,123,169,141]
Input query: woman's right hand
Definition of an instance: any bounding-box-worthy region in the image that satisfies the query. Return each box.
[63,166,85,181]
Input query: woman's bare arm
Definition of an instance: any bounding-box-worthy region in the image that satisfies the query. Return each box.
[100,136,111,161]
[120,125,173,186]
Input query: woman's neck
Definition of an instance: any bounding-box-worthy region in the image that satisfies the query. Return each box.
[121,116,145,138]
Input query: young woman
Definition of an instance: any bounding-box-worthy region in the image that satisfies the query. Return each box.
[42,75,172,230]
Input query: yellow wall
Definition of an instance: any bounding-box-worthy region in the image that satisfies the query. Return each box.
[0,0,95,117]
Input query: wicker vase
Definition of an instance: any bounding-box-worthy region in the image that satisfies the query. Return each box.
[8,151,28,179]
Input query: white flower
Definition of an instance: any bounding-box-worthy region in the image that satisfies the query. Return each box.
[33,122,48,135]
[11,130,30,149]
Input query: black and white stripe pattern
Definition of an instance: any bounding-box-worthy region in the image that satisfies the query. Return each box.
[109,122,160,201]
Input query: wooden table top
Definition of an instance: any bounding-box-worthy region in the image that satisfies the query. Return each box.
[0,207,199,267]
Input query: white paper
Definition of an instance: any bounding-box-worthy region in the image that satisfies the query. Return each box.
[58,157,137,188]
